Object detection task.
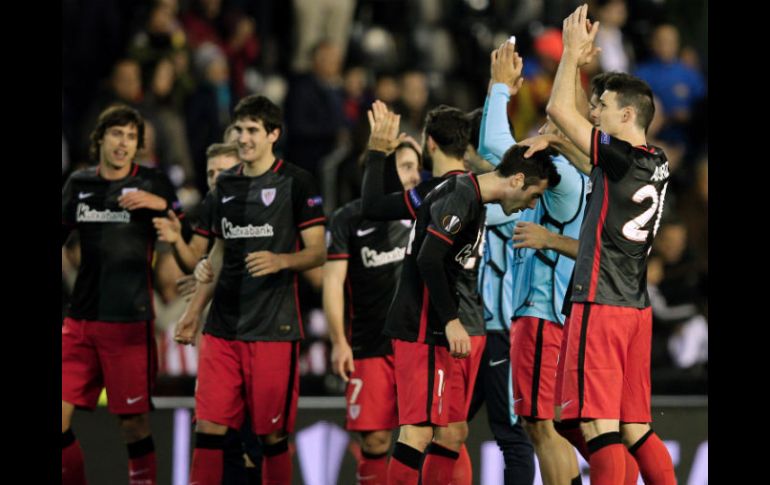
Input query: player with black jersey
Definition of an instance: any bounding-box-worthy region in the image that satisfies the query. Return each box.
[175,95,326,485]
[366,106,559,485]
[361,102,488,483]
[61,105,182,485]
[545,7,676,485]
[324,142,421,484]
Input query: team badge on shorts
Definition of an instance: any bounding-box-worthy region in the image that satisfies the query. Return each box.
[261,188,276,206]
[349,404,361,420]
[441,215,462,234]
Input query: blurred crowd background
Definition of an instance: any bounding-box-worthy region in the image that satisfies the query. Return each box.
[62,0,708,396]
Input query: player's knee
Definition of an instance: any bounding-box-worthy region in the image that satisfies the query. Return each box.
[435,421,468,448]
[62,401,74,433]
[361,430,392,455]
[195,419,228,436]
[400,425,433,451]
[118,413,151,441]
[522,418,553,444]
[620,422,651,447]
[262,430,289,446]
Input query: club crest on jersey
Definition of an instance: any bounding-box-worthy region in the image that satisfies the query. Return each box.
[261,188,276,206]
[600,132,610,145]
[349,404,361,420]
[307,196,323,207]
[441,215,462,235]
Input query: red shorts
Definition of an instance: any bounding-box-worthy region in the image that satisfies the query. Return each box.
[393,339,454,427]
[558,303,652,422]
[345,355,398,431]
[510,317,563,419]
[62,317,157,414]
[195,334,299,435]
[447,335,486,422]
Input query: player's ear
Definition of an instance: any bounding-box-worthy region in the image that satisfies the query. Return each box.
[426,135,436,153]
[622,107,632,124]
[511,172,524,189]
[267,128,281,143]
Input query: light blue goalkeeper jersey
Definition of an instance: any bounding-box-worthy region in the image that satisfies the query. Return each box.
[478,83,588,327]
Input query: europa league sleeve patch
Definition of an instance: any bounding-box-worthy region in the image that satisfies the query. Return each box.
[441,214,462,235]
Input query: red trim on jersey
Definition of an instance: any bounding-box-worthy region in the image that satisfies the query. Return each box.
[237,164,244,175]
[272,159,285,172]
[404,191,417,220]
[418,284,430,342]
[469,173,482,201]
[327,253,349,259]
[634,145,653,153]
[592,130,600,166]
[131,163,139,177]
[176,212,186,220]
[194,227,211,237]
[427,227,454,246]
[445,170,466,177]
[588,174,610,301]
[294,239,305,339]
[298,216,326,228]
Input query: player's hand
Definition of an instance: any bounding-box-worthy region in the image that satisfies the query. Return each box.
[245,251,287,277]
[194,258,213,284]
[176,274,198,300]
[513,221,553,249]
[445,319,471,359]
[153,210,182,244]
[367,100,407,154]
[118,190,168,211]
[331,340,356,382]
[490,42,525,96]
[517,135,556,158]
[562,4,600,58]
[174,309,201,346]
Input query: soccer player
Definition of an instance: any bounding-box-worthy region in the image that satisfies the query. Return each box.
[361,102,487,484]
[544,6,676,485]
[153,143,240,274]
[381,133,560,485]
[61,105,183,485]
[174,95,327,485]
[324,142,421,484]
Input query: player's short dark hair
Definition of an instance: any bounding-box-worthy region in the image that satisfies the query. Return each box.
[233,95,283,135]
[424,105,471,159]
[206,143,239,160]
[466,108,483,150]
[89,104,145,162]
[590,71,622,99]
[604,73,656,132]
[496,145,561,189]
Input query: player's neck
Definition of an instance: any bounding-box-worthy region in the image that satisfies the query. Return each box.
[476,172,506,204]
[241,154,276,177]
[614,126,647,147]
[432,153,466,177]
[98,160,133,180]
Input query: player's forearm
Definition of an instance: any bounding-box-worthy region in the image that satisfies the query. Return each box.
[546,51,581,142]
[322,281,347,346]
[361,150,413,220]
[549,135,592,175]
[170,239,200,274]
[417,237,458,324]
[575,67,590,119]
[479,84,516,164]
[545,233,579,259]
[281,245,327,272]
